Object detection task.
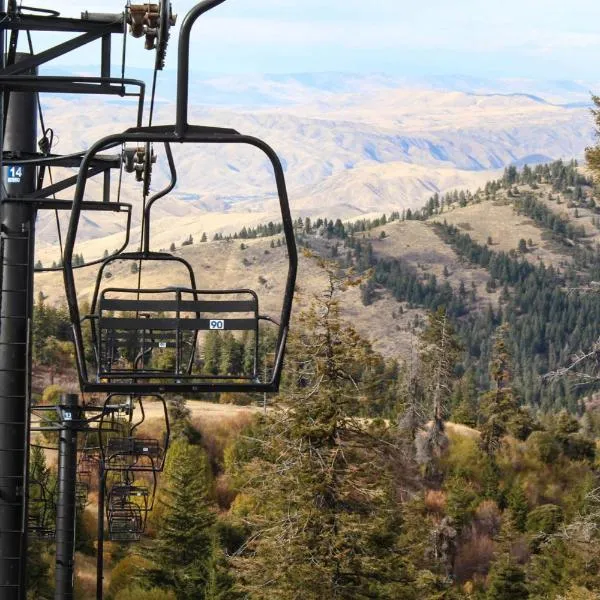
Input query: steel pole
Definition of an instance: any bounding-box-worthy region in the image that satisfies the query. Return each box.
[0,51,37,600]
[96,462,106,600]
[54,393,80,600]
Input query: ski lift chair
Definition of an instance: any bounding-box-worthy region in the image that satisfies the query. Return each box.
[100,394,169,472]
[63,0,297,395]
[107,502,144,542]
[93,400,134,467]
[106,482,149,542]
[75,481,89,510]
[77,452,97,492]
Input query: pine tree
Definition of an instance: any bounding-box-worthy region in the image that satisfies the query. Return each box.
[416,309,461,476]
[585,95,600,177]
[26,446,53,598]
[507,482,528,533]
[486,559,529,599]
[451,370,479,428]
[480,325,520,456]
[203,331,222,375]
[205,534,241,600]
[143,439,215,599]
[230,262,417,599]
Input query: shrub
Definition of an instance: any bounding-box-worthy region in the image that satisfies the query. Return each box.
[563,435,596,462]
[41,384,64,405]
[526,431,561,464]
[442,433,488,481]
[473,500,502,537]
[453,532,494,582]
[424,490,446,515]
[108,555,153,598]
[526,504,564,535]
[114,586,176,600]
[75,509,96,555]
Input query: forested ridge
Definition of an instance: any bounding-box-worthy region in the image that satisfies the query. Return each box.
[28,158,600,599]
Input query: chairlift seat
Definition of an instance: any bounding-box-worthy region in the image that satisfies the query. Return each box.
[107,502,144,542]
[75,481,89,509]
[106,482,149,541]
[105,437,162,472]
[28,479,56,539]
[92,287,261,385]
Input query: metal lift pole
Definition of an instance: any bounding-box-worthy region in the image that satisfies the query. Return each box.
[96,461,106,600]
[0,49,38,600]
[55,393,81,600]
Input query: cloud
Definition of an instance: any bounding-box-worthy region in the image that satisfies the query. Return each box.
[20,0,600,79]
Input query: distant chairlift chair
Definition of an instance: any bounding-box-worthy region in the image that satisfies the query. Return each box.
[28,479,56,539]
[99,394,169,473]
[106,482,150,542]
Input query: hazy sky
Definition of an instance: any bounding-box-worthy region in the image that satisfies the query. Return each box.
[21,0,600,80]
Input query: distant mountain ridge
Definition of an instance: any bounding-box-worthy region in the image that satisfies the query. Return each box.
[33,72,596,260]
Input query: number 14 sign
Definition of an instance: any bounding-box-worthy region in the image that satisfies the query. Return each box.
[6,166,23,183]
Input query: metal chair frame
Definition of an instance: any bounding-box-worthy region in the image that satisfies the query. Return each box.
[63,0,298,395]
[99,394,170,472]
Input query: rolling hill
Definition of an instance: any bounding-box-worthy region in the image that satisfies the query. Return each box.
[33,74,594,264]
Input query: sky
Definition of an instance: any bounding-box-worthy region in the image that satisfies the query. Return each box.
[16,0,600,81]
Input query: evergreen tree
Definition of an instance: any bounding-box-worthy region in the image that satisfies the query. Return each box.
[203,331,222,375]
[585,94,600,177]
[416,309,461,476]
[143,439,215,599]
[507,483,529,533]
[480,325,520,456]
[451,370,479,427]
[230,263,417,598]
[486,559,529,599]
[27,446,53,599]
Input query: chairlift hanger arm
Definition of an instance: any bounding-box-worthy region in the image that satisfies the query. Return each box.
[143,142,176,253]
[175,0,228,136]
[0,74,145,98]
[0,29,121,76]
[0,12,125,34]
[4,153,121,169]
[32,164,115,199]
[0,77,146,126]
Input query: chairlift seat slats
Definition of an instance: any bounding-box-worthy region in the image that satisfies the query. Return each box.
[106,437,161,459]
[93,287,261,382]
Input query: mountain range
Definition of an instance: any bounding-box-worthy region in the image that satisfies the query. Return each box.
[33,71,597,267]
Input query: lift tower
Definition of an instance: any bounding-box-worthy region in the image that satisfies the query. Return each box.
[0,2,140,597]
[0,48,37,598]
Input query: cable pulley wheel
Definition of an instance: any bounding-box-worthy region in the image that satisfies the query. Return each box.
[126,0,176,70]
[142,141,154,197]
[155,0,176,71]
